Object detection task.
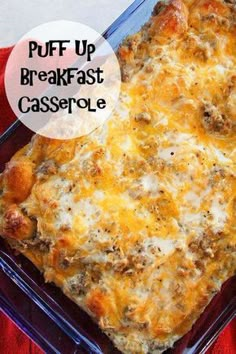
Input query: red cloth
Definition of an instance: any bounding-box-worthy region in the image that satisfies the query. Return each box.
[0,46,235,354]
[0,312,42,354]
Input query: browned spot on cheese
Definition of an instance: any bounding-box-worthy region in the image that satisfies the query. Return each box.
[86,288,107,318]
[149,0,189,42]
[2,204,36,240]
[3,158,34,203]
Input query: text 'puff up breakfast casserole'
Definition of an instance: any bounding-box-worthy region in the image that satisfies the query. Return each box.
[0,0,235,352]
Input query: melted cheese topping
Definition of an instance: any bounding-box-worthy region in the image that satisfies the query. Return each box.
[0,0,236,353]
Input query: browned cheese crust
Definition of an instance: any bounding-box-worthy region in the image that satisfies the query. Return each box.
[0,0,236,353]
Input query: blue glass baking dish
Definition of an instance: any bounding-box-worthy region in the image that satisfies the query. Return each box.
[0,0,235,353]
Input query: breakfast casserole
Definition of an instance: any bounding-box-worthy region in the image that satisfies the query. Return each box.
[0,0,235,352]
